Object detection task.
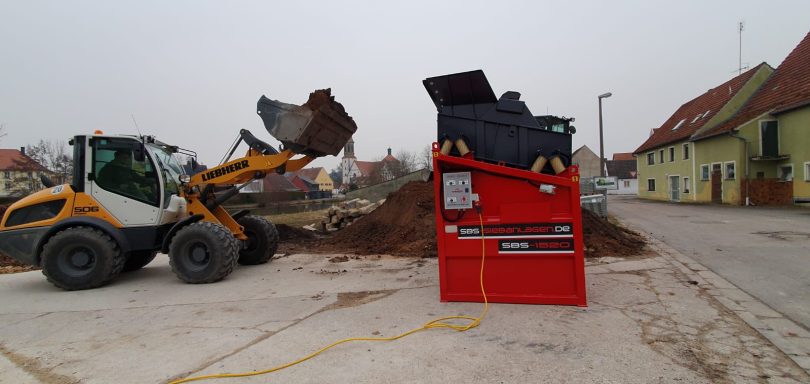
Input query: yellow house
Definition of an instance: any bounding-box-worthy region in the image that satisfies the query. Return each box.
[295,167,334,192]
[634,30,810,205]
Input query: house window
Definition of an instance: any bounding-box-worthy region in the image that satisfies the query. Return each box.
[779,164,793,181]
[623,180,630,188]
[647,178,656,192]
[724,162,736,180]
[668,147,675,162]
[4,182,11,191]
[647,152,654,165]
[805,162,810,182]
[760,120,779,157]
[683,143,690,160]
[3,171,9,179]
[683,177,690,193]
[659,150,664,164]
[700,164,709,180]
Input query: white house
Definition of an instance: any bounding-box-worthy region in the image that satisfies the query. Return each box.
[606,153,638,195]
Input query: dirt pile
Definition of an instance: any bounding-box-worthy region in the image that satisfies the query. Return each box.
[277,181,645,259]
[276,223,316,242]
[0,253,37,274]
[314,181,437,257]
[300,88,356,128]
[581,209,646,258]
[275,223,320,255]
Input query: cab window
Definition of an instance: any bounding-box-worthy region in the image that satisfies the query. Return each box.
[93,138,160,206]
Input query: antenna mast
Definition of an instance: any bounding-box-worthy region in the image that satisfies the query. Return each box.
[131,114,143,138]
[738,21,745,75]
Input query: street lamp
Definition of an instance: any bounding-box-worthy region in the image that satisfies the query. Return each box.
[598,92,612,177]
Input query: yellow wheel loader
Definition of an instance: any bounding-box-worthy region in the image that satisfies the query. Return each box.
[0,89,356,290]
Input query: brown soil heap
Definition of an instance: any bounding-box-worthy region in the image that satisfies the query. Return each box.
[300,89,355,126]
[580,209,646,258]
[0,253,37,274]
[314,181,437,257]
[279,181,645,258]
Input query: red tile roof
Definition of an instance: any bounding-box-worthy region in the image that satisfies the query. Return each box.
[612,153,634,161]
[0,149,50,172]
[295,167,323,181]
[694,31,810,140]
[634,63,768,154]
[382,154,398,162]
[354,160,379,176]
[292,176,311,191]
[261,173,299,192]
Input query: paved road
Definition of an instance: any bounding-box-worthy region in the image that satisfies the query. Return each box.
[2,252,807,382]
[610,195,810,330]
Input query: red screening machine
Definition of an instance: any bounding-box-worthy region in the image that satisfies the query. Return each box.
[425,70,587,306]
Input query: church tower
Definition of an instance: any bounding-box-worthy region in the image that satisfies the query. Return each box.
[341,138,357,185]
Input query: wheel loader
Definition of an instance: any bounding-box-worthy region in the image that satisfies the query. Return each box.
[0,89,356,290]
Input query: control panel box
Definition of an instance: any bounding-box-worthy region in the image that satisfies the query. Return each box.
[442,172,472,210]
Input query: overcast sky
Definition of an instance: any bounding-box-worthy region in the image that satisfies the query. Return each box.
[1,1,809,171]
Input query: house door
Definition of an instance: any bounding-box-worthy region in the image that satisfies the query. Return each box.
[711,164,722,203]
[669,176,680,201]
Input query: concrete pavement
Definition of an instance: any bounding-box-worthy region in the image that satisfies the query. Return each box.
[1,250,808,383]
[609,196,810,330]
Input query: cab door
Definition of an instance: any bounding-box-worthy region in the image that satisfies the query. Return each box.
[87,137,162,226]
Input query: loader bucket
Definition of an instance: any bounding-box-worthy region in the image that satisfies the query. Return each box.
[257,89,357,157]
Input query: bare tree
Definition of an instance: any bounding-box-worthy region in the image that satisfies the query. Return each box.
[329,166,342,186]
[24,139,73,184]
[419,145,434,171]
[393,149,418,177]
[0,123,7,143]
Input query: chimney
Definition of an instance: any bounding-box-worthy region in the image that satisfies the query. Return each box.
[20,147,25,156]
[387,147,392,156]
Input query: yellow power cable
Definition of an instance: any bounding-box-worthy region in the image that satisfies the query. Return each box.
[170,212,489,384]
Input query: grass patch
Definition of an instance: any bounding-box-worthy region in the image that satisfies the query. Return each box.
[265,209,329,228]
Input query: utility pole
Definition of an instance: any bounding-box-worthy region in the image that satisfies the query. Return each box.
[598,92,612,177]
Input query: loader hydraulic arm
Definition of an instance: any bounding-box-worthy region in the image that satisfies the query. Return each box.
[180,146,315,240]
[177,89,356,241]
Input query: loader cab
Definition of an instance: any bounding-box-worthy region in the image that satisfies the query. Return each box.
[78,135,187,226]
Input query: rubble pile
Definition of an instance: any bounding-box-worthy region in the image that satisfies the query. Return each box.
[316,198,385,231]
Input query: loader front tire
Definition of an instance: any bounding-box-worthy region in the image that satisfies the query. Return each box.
[41,227,125,290]
[169,222,238,284]
[236,215,279,265]
[123,250,158,272]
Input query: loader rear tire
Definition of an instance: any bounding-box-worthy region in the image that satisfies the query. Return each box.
[236,215,279,265]
[41,226,125,291]
[169,222,238,284]
[123,250,158,272]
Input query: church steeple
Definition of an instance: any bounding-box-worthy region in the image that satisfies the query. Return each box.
[343,137,355,158]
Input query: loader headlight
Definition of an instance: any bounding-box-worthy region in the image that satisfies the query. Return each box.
[179,174,191,184]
